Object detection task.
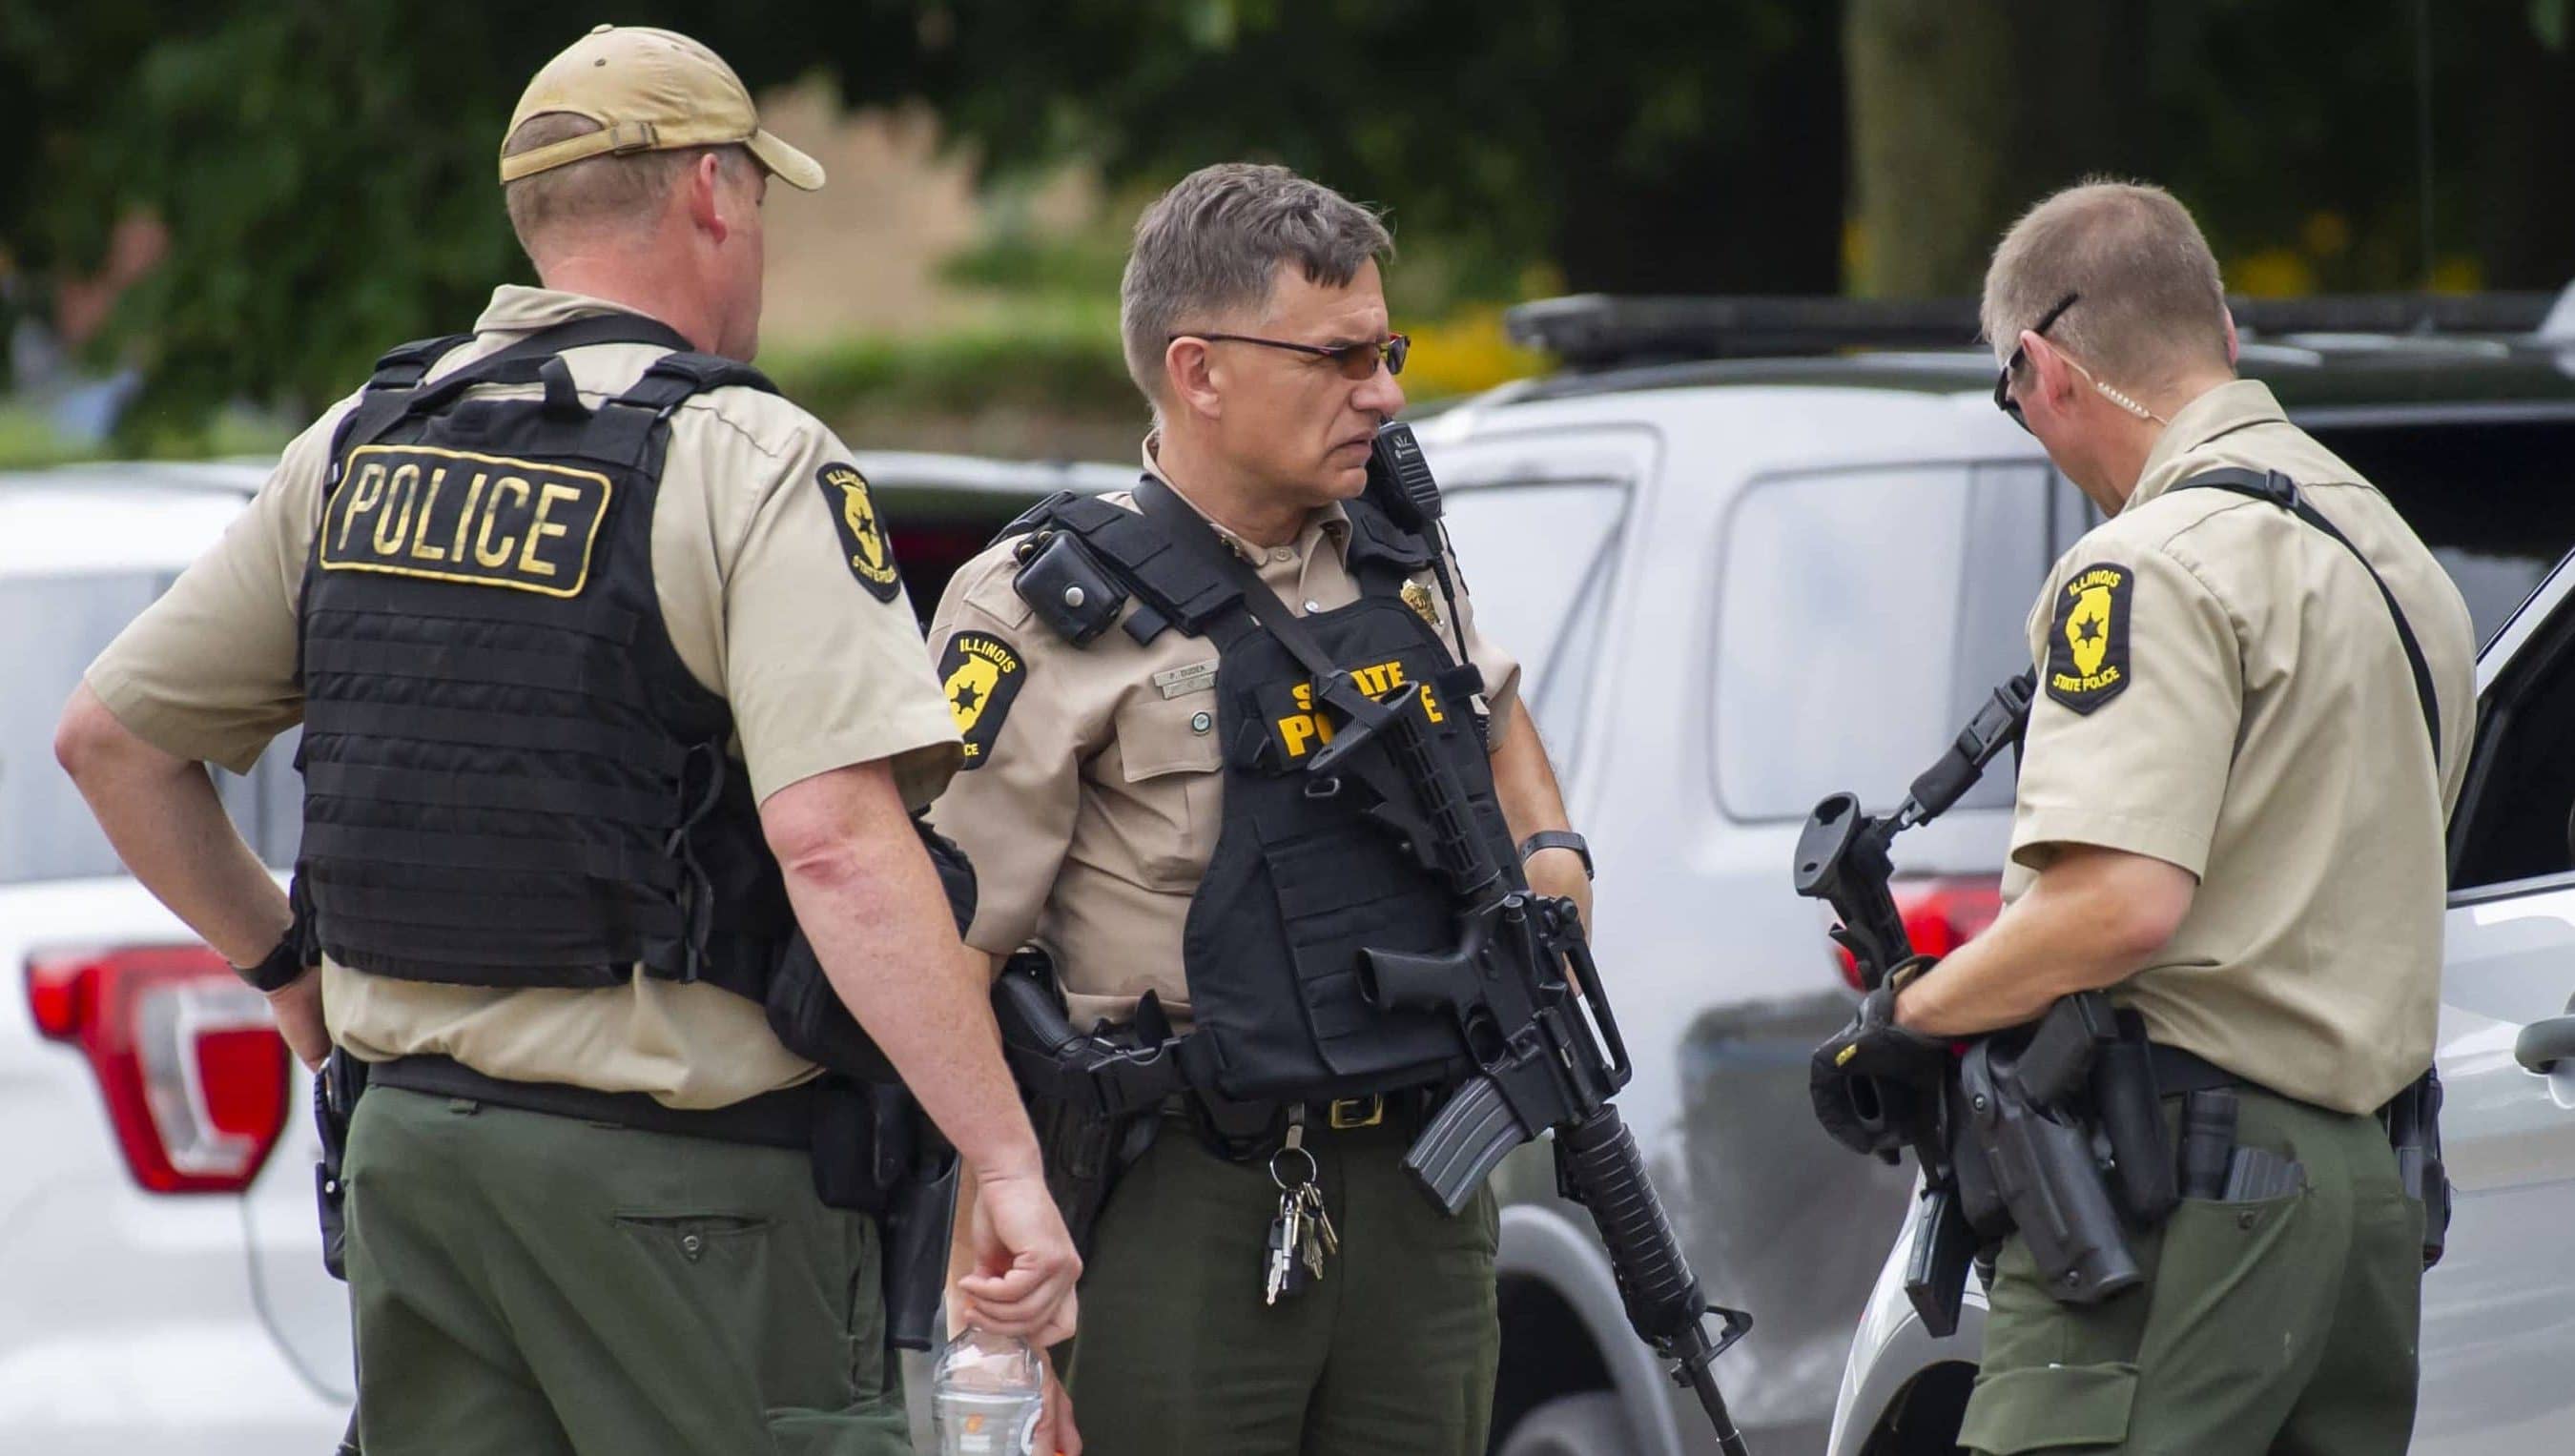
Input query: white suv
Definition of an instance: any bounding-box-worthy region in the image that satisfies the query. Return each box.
[1410,293,2575,1454]
[0,461,343,1454]
[0,452,1123,1454]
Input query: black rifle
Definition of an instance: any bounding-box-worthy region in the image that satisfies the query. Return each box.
[1342,687,1755,1454]
[1794,671,2168,1333]
[1132,425,1753,1451]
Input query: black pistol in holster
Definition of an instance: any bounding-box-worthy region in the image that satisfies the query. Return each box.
[1950,994,2175,1308]
[863,1086,959,1353]
[315,1045,368,1282]
[773,811,976,1351]
[989,951,1187,1259]
[2383,1065,2450,1267]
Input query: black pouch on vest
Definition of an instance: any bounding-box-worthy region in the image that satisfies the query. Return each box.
[1014,531,1128,646]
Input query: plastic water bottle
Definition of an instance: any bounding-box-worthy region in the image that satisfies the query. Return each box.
[933,1327,1044,1456]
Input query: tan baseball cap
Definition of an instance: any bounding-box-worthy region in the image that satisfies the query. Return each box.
[500,24,825,191]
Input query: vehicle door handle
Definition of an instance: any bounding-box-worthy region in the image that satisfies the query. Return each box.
[2513,1015,2575,1075]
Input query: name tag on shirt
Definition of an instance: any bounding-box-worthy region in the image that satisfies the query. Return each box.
[1153,661,1219,699]
[321,444,609,599]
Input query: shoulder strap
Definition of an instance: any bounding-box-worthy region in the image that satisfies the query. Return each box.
[365,334,474,390]
[608,349,780,414]
[2167,468,2441,755]
[335,312,704,460]
[1134,480,1335,671]
[1040,484,1245,636]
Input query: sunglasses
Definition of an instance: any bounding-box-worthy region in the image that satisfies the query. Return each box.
[1173,331,1411,380]
[1992,292,2080,433]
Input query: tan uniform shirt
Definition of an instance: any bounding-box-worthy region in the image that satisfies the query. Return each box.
[85,286,961,1108]
[923,442,1522,1028]
[2004,379,2476,1114]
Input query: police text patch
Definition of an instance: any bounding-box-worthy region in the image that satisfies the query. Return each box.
[321,445,608,599]
[2047,562,2132,712]
[819,462,902,603]
[1262,658,1445,764]
[939,631,1025,768]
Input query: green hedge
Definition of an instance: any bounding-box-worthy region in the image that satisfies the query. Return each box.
[765,315,1137,422]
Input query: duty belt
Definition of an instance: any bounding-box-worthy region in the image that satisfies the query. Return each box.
[367,1054,823,1149]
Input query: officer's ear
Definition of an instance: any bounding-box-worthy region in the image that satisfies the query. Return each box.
[1164,336,1226,423]
[2021,331,2080,422]
[684,153,733,244]
[2221,307,2241,370]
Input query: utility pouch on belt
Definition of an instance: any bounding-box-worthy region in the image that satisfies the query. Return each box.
[314,1047,368,1282]
[991,953,1183,1257]
[2385,1066,2450,1268]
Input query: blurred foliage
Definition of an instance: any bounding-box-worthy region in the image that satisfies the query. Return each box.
[1845,1,2575,298]
[6,1,2574,442]
[766,309,1133,419]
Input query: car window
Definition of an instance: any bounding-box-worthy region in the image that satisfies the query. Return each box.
[2307,419,2575,646]
[1716,464,2050,821]
[1437,481,1630,763]
[0,571,299,884]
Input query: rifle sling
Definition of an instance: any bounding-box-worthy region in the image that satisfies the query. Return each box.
[2168,467,2441,754]
[1132,479,1357,688]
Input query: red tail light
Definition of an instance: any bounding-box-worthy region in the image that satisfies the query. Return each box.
[1831,876,2005,991]
[25,946,289,1194]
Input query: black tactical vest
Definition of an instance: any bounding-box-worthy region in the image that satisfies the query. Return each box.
[295,315,791,1002]
[1003,483,1520,1100]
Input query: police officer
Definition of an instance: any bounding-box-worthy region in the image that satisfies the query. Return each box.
[1818,180,2474,1454]
[53,26,1076,1455]
[926,163,1591,1454]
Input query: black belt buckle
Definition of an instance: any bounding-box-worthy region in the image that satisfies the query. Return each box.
[1327,1096,1384,1131]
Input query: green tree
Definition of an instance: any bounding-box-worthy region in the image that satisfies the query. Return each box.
[1844,0,2575,297]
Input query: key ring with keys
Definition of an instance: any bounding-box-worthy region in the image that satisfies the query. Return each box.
[1269,1142,1318,1190]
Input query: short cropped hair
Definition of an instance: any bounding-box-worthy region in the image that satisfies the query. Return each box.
[1981,179,2231,394]
[1120,163,1393,406]
[502,113,751,256]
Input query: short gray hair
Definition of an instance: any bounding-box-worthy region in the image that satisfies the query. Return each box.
[1120,163,1393,406]
[503,113,752,257]
[1981,179,2231,394]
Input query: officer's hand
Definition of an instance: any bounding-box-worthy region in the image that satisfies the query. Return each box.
[1525,846,1593,935]
[265,966,330,1073]
[1034,1364,1081,1456]
[1809,980,1948,1157]
[957,1167,1082,1345]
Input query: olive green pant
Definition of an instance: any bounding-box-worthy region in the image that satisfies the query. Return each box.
[1960,1089,2424,1456]
[342,1085,907,1456]
[1064,1112,1501,1455]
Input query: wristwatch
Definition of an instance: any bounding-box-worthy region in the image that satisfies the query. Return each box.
[1517,830,1594,881]
[233,928,309,994]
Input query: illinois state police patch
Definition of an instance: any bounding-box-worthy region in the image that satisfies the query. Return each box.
[818,461,902,603]
[939,631,1026,769]
[2046,562,2132,712]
